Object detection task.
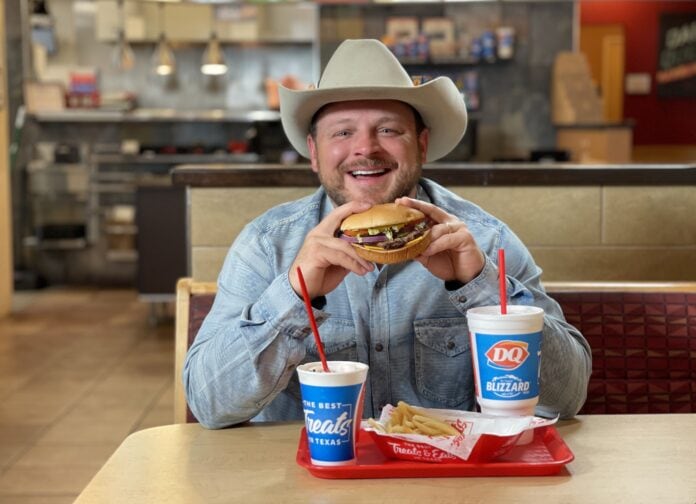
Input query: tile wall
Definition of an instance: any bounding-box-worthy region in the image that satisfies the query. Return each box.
[188,185,696,283]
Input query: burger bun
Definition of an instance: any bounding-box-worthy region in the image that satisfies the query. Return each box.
[340,203,426,231]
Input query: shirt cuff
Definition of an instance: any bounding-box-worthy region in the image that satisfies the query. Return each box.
[255,271,330,340]
[447,255,502,310]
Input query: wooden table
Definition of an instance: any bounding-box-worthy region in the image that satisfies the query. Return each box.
[75,415,696,503]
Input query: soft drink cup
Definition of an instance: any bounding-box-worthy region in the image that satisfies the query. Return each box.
[297,361,369,466]
[467,305,544,418]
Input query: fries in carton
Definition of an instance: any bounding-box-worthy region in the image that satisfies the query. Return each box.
[363,401,558,463]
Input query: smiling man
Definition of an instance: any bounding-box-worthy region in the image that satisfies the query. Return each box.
[183,39,591,429]
[307,100,426,206]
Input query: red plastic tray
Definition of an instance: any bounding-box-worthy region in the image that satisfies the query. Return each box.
[296,427,574,479]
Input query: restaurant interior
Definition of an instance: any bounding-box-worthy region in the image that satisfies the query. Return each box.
[0,0,694,501]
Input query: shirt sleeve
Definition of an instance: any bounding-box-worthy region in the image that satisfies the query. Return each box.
[446,225,592,419]
[182,223,327,429]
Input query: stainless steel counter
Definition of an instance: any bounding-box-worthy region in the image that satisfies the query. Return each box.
[30,109,281,123]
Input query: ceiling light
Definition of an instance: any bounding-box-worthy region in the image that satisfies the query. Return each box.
[152,2,175,77]
[201,32,227,76]
[153,34,176,76]
[113,30,135,71]
[112,0,134,71]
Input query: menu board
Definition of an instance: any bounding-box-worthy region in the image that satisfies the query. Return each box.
[656,13,696,97]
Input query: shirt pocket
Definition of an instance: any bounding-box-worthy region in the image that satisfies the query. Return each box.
[413,318,473,407]
[286,318,359,402]
[303,318,358,363]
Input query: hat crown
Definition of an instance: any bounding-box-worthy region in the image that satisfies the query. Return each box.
[319,39,413,89]
[278,38,467,163]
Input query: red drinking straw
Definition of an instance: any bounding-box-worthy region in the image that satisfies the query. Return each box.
[498,248,507,315]
[296,267,330,372]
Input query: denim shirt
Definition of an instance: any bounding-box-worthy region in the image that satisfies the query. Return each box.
[184,179,591,429]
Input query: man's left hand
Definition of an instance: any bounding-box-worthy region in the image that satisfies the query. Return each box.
[395,197,485,284]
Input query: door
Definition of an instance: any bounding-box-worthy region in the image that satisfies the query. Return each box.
[0,0,13,317]
[580,24,626,123]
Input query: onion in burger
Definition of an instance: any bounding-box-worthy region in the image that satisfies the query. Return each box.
[338,203,432,264]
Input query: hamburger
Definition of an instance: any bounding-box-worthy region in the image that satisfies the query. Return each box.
[338,203,432,264]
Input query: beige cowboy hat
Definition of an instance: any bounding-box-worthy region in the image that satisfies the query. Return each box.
[278,39,468,163]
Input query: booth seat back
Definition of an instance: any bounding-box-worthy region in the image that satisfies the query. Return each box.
[175,279,696,422]
[545,282,696,414]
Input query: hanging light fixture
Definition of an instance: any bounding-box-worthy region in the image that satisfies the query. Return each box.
[112,0,134,71]
[201,32,227,76]
[152,3,175,76]
[153,34,176,76]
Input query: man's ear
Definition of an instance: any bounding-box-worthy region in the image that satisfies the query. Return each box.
[418,128,430,164]
[307,134,319,174]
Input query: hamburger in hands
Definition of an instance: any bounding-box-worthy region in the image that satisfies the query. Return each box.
[338,203,432,264]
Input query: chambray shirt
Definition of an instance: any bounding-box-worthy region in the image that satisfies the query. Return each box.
[184,179,591,429]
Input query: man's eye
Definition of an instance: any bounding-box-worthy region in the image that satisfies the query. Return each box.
[332,130,350,137]
[380,128,399,134]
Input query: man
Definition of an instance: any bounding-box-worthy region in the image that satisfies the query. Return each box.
[184,39,591,429]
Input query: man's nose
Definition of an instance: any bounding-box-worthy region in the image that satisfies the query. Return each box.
[353,130,382,157]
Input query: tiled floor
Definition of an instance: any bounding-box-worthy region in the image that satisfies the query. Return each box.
[0,288,174,503]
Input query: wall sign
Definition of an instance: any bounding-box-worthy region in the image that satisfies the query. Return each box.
[656,13,696,97]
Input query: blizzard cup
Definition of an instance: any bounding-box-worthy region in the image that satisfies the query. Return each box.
[467,305,544,418]
[297,361,369,466]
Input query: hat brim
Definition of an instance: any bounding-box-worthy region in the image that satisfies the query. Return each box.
[278,77,467,163]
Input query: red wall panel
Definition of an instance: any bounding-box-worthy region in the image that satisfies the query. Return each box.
[580,1,696,145]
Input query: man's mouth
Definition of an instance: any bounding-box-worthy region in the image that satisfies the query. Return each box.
[349,168,390,178]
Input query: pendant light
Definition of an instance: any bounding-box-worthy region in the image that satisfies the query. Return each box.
[152,2,175,76]
[112,0,134,71]
[201,31,227,76]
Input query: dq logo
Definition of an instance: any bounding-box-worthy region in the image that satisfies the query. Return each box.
[485,340,529,370]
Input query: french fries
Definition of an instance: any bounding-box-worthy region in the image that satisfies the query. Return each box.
[368,401,460,437]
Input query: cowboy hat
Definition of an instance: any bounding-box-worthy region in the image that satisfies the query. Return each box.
[278,39,468,163]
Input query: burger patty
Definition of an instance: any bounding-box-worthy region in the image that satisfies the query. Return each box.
[375,227,427,250]
[339,218,432,248]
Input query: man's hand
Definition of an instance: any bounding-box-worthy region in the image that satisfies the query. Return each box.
[395,197,485,284]
[289,201,375,299]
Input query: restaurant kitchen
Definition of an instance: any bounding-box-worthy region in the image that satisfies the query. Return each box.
[3,0,696,296]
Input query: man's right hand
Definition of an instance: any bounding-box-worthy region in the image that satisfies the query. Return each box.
[289,201,375,300]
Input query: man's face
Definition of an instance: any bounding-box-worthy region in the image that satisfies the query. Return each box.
[306,100,429,206]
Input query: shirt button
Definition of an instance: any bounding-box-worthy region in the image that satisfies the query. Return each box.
[447,341,455,350]
[375,343,384,352]
[457,296,467,303]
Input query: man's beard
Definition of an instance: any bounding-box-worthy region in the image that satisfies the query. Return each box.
[318,157,422,206]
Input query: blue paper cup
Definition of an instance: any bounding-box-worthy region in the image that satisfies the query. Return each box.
[467,305,544,419]
[297,361,368,466]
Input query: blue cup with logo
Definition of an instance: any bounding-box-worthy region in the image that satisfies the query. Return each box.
[466,306,544,419]
[297,361,369,466]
